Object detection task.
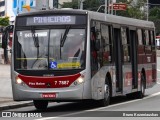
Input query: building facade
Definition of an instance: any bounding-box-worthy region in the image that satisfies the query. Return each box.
[0,0,5,16]
[0,0,36,21]
[0,0,73,23]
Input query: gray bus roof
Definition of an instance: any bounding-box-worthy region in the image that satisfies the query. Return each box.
[17,9,154,29]
[17,9,88,16]
[87,11,154,29]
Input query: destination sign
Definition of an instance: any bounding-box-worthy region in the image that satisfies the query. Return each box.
[27,16,76,25]
[16,15,86,26]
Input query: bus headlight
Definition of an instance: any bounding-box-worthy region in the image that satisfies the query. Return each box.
[77,76,84,83]
[16,76,25,85]
[72,74,85,86]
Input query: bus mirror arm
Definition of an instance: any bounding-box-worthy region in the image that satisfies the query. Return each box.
[2,25,14,49]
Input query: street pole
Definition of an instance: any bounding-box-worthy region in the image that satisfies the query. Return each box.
[17,0,19,14]
[111,0,113,15]
[108,0,110,14]
[48,0,50,9]
[80,0,83,9]
[147,0,148,21]
[105,0,107,14]
[78,0,79,9]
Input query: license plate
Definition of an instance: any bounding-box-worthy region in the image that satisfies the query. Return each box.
[41,93,56,98]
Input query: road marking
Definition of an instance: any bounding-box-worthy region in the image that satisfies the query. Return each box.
[36,92,160,120]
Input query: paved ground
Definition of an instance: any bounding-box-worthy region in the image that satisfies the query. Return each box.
[0,64,12,98]
[0,64,32,111]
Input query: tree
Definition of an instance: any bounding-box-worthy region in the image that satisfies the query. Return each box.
[149,7,160,34]
[61,0,78,9]
[0,17,9,26]
[83,0,101,11]
[149,7,160,19]
[116,0,146,19]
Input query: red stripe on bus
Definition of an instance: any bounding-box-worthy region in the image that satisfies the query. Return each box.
[18,73,81,88]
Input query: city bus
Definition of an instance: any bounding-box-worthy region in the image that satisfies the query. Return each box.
[3,9,157,110]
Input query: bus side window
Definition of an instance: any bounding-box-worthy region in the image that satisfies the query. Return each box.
[121,27,130,62]
[142,30,146,45]
[137,29,145,54]
[100,24,112,64]
[137,29,143,45]
[144,30,152,52]
[143,30,150,45]
[149,30,156,50]
[146,30,151,45]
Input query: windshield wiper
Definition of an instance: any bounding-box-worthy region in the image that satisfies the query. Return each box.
[60,26,71,47]
[31,28,39,58]
[31,28,39,48]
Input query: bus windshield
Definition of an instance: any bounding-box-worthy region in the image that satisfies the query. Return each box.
[15,28,86,70]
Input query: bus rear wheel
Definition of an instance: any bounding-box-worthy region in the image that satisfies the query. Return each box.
[33,100,48,110]
[136,74,145,99]
[126,74,145,99]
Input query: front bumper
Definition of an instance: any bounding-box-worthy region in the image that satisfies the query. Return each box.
[12,83,84,101]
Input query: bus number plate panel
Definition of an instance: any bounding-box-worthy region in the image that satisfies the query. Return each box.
[41,93,56,98]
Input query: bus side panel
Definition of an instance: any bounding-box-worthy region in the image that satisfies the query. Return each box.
[151,50,157,85]
[122,65,132,95]
[91,66,115,100]
[146,50,157,88]
[137,49,156,90]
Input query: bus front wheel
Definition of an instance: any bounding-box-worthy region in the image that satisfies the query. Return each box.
[98,79,111,107]
[33,100,48,110]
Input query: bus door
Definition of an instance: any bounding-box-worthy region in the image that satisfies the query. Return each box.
[130,29,138,89]
[90,26,99,77]
[113,26,123,92]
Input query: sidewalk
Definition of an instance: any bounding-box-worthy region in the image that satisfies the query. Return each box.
[0,64,32,111]
[0,98,33,111]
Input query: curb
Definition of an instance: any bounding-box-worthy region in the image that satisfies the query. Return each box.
[0,102,33,111]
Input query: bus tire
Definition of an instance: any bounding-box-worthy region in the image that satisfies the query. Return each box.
[33,100,48,110]
[136,74,145,99]
[98,78,111,107]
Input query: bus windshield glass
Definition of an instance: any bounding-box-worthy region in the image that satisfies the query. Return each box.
[15,28,85,70]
